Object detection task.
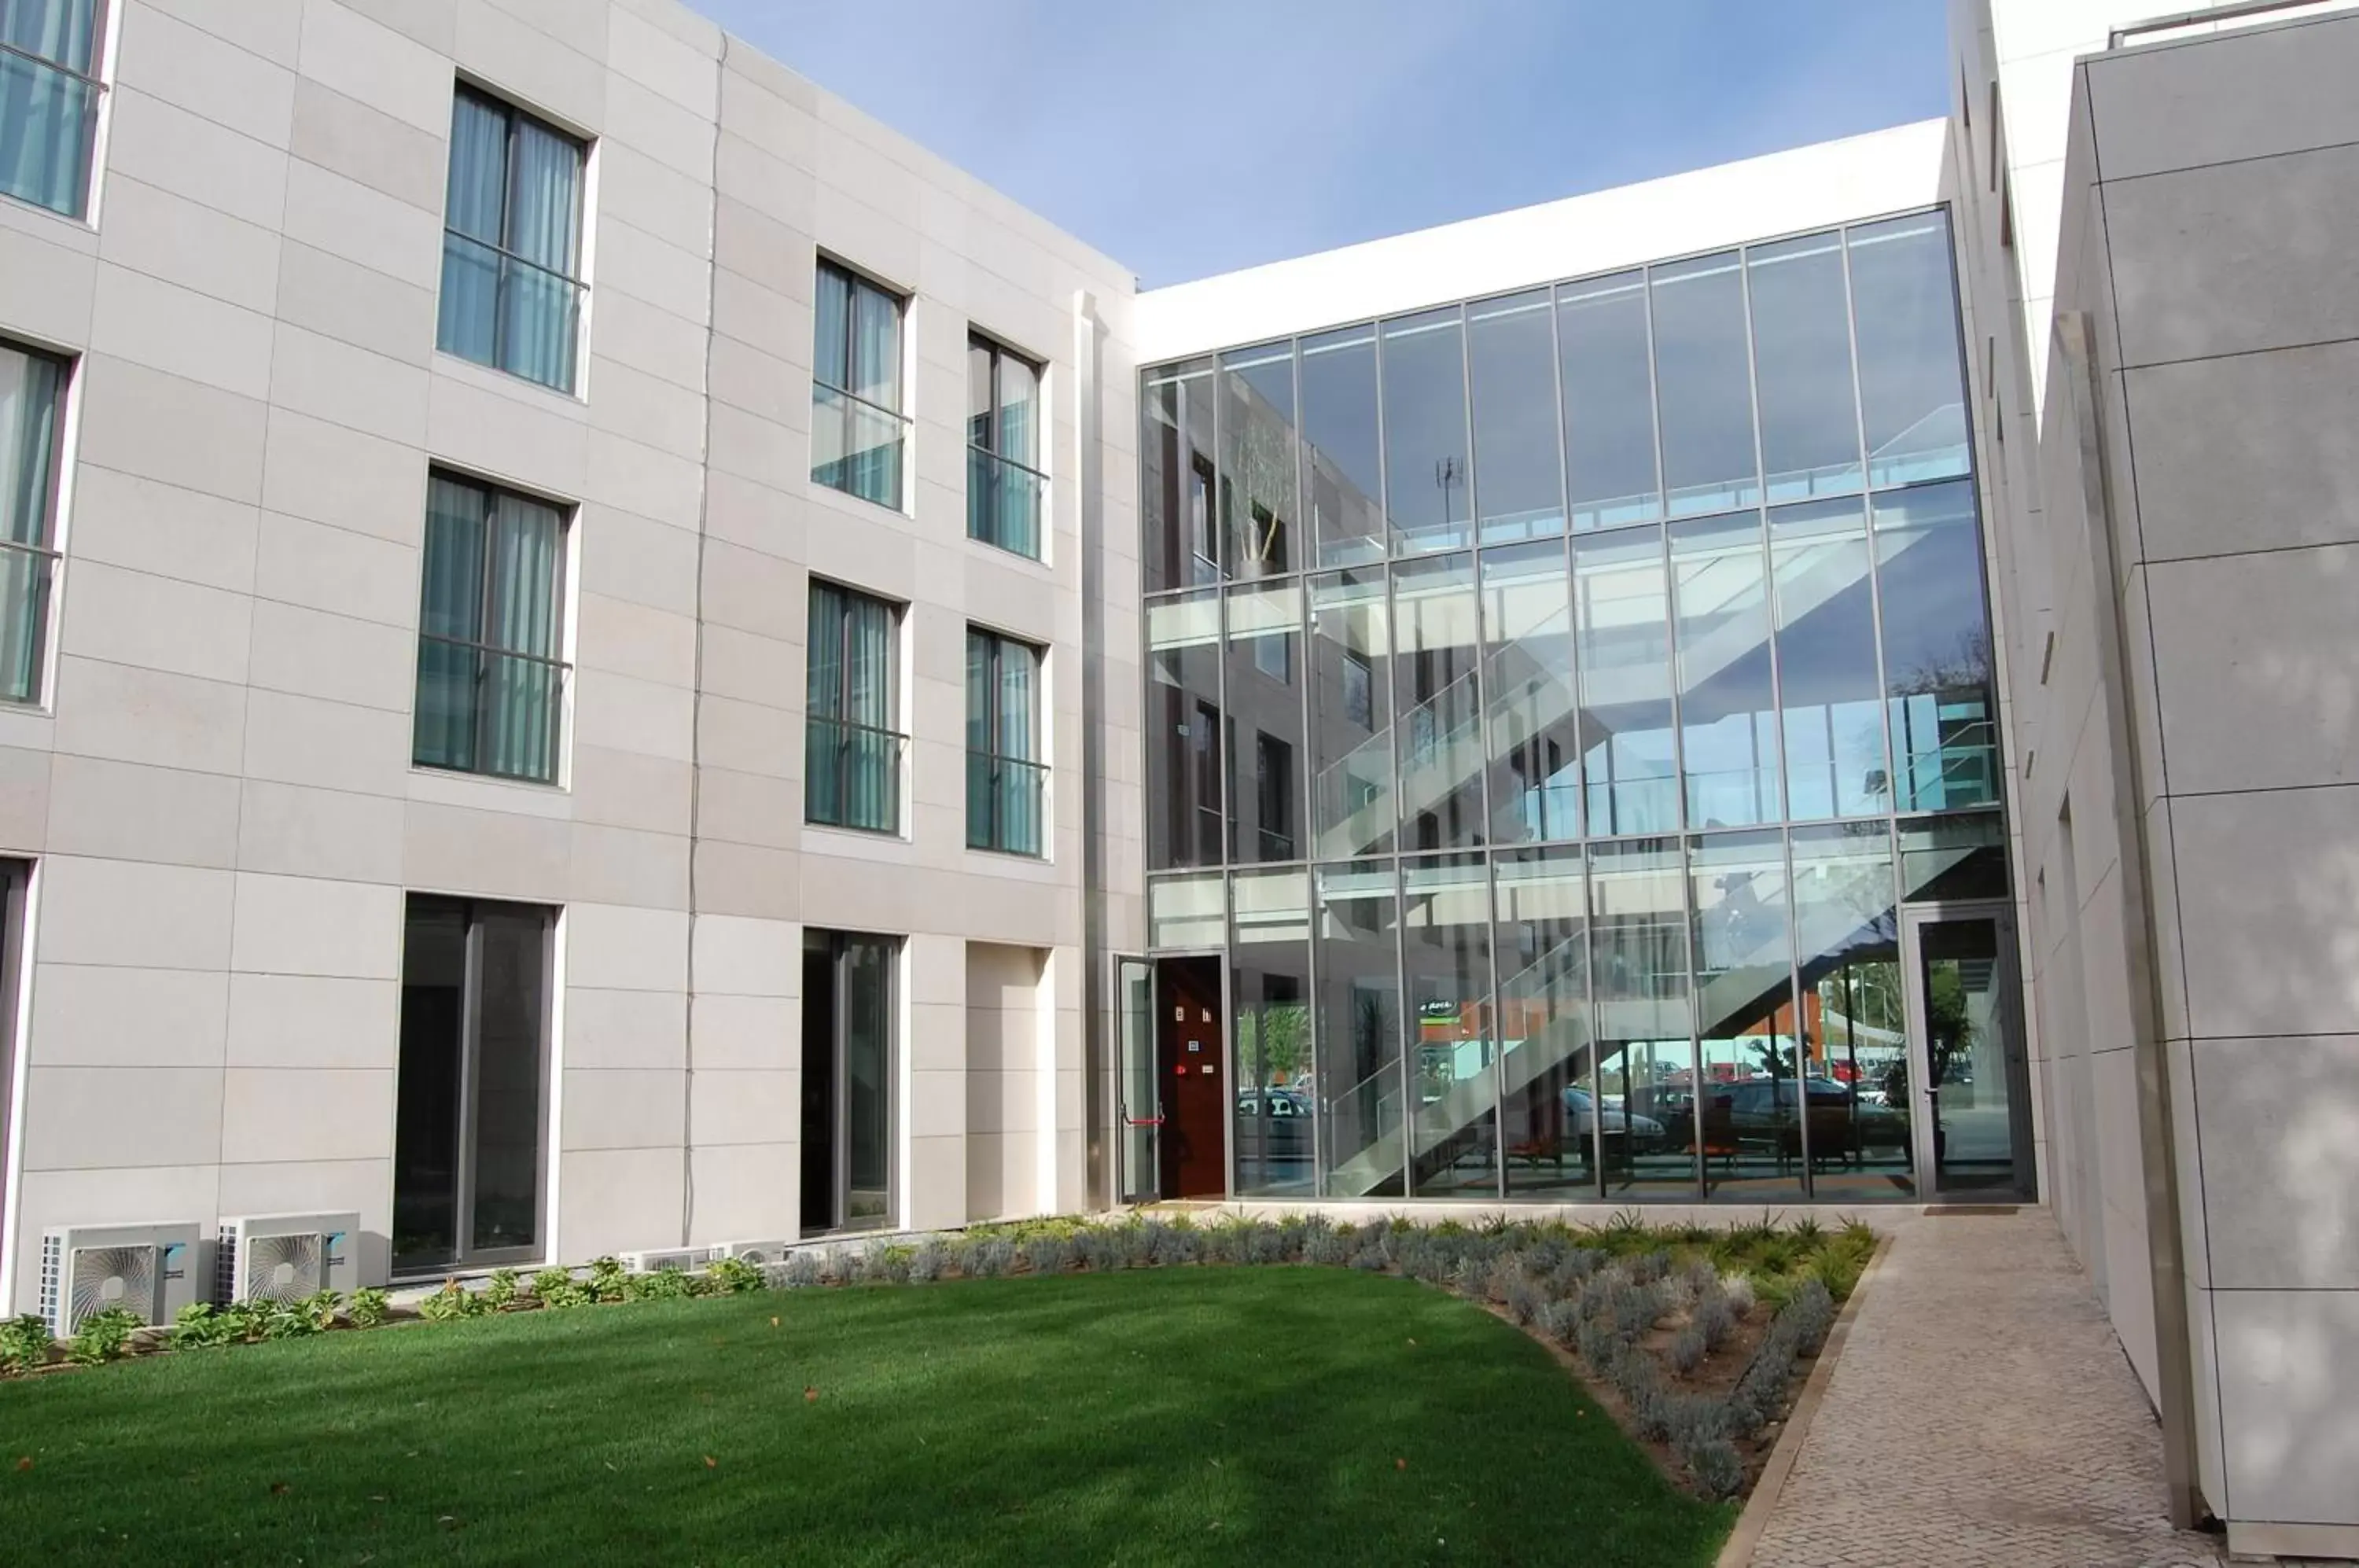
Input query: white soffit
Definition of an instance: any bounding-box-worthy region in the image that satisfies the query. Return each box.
[1135,119,1952,363]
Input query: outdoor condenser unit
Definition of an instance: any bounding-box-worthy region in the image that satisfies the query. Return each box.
[36,1222,202,1338]
[214,1213,362,1305]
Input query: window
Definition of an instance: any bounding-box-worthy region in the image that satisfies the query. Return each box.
[966,628,1043,856]
[437,86,587,393]
[968,335,1044,558]
[807,580,903,834]
[393,896,552,1274]
[1343,650,1374,730]
[0,0,101,219]
[0,341,64,702]
[813,260,907,509]
[1254,734,1294,861]
[412,473,569,785]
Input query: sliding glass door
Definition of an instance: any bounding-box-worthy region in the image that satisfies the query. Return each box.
[801,930,899,1235]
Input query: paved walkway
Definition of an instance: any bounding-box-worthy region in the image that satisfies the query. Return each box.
[1748,1210,2220,1568]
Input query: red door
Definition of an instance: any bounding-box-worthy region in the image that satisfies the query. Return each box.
[1157,958,1226,1199]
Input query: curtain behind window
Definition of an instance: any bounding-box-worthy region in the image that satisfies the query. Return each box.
[0,0,97,217]
[0,344,58,700]
[438,92,507,366]
[484,492,561,781]
[414,478,488,771]
[502,118,581,390]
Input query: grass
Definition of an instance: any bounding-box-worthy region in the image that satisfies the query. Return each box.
[0,1268,1732,1567]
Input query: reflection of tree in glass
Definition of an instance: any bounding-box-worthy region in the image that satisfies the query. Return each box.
[1237,1003,1308,1086]
[1892,628,1991,695]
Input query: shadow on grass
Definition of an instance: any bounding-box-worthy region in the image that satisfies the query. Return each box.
[0,1269,1730,1567]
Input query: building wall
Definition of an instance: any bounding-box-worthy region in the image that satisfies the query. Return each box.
[0,0,1141,1310]
[1982,8,2359,1552]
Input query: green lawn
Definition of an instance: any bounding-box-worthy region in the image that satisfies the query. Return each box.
[0,1269,1731,1566]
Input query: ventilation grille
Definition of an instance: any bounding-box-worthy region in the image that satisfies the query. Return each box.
[68,1246,159,1334]
[213,1224,241,1306]
[37,1233,63,1337]
[241,1232,325,1303]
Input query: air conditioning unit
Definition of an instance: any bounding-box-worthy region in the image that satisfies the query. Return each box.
[37,1223,202,1338]
[717,1239,793,1268]
[215,1213,361,1305]
[619,1246,713,1275]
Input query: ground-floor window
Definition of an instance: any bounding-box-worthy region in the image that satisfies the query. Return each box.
[393,896,553,1274]
[800,930,897,1234]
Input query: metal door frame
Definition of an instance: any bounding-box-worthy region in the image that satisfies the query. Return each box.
[1113,955,1161,1203]
[1899,899,2032,1198]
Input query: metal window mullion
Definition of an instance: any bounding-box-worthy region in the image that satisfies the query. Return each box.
[1485,852,1508,1201]
[1387,851,1411,1197]
[1842,225,1902,819]
[455,907,484,1267]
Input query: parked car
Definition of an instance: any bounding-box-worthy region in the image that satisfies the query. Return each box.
[1235,1089,1312,1160]
[1697,1077,1909,1162]
[1563,1086,1666,1152]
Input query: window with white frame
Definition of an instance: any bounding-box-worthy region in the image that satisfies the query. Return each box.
[0,340,64,702]
[412,472,570,785]
[0,0,102,219]
[437,85,587,394]
[812,260,908,510]
[967,334,1044,558]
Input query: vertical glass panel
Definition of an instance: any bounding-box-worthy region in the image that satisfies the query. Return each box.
[1673,513,1780,828]
[0,547,50,703]
[1403,853,1496,1197]
[813,263,852,392]
[1313,859,1404,1198]
[0,36,93,216]
[1148,872,1226,948]
[393,899,468,1272]
[1875,480,1997,812]
[1232,870,1314,1198]
[1651,253,1760,517]
[800,934,839,1231]
[1495,846,1597,1198]
[1381,308,1472,556]
[1,0,98,72]
[1393,554,1484,850]
[469,907,546,1253]
[1308,569,1393,859]
[998,352,1040,467]
[1219,341,1297,578]
[1146,591,1224,869]
[1226,583,1302,864]
[1141,359,1217,592]
[967,339,994,451]
[0,342,60,701]
[1772,499,1888,820]
[847,281,902,412]
[1300,326,1387,566]
[418,477,488,644]
[1559,271,1660,531]
[842,936,896,1230]
[1589,837,1696,1196]
[1575,528,1680,836]
[1790,823,1912,1201]
[1689,829,1799,1198]
[1899,810,2008,902]
[1467,289,1564,543]
[437,93,507,362]
[1849,212,1971,488]
[1748,232,1863,502]
[1482,541,1578,844]
[811,384,906,510]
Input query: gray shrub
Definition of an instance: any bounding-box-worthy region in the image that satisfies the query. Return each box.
[1021,1235,1071,1275]
[1683,1437,1745,1500]
[1667,1324,1707,1375]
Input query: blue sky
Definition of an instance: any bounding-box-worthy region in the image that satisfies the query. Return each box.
[689,0,1949,288]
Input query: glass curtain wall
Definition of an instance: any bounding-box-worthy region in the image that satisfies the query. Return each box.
[1140,207,2002,1203]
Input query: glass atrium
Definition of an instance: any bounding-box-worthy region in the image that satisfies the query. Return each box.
[1138,210,2011,1204]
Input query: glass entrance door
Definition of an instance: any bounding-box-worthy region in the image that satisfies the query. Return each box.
[1115,958,1160,1204]
[1901,906,2031,1196]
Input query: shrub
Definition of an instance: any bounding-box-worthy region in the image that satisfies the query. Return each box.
[781,1252,823,1290]
[970,1239,1017,1279]
[1691,1294,1737,1353]
[0,1312,53,1372]
[1667,1324,1706,1375]
[535,1270,594,1309]
[1535,1299,1582,1345]
[1503,1275,1548,1327]
[168,1303,235,1351]
[348,1288,392,1327]
[1244,1222,1287,1267]
[65,1307,146,1365]
[216,1301,270,1342]
[1021,1235,1072,1275]
[1305,1228,1352,1267]
[299,1290,344,1331]
[484,1269,521,1310]
[1684,1436,1745,1500]
[1720,1273,1756,1316]
[906,1241,949,1283]
[418,1281,489,1323]
[706,1256,767,1295]
[629,1267,696,1301]
[587,1257,629,1304]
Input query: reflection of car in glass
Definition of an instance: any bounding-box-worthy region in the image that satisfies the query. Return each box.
[1562,1087,1665,1152]
[1235,1090,1312,1159]
[1690,1077,1910,1161]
